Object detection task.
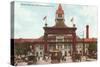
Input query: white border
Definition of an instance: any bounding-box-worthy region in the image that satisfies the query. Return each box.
[0,0,100,67]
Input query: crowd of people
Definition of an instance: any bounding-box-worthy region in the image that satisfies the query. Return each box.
[14,54,70,66]
[14,50,97,66]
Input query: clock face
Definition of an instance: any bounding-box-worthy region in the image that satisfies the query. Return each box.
[58,14,62,17]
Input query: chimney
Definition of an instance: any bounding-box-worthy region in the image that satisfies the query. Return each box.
[86,25,89,39]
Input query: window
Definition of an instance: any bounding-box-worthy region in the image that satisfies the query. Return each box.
[67,44,71,49]
[56,36,64,42]
[57,39,63,42]
[58,45,62,49]
[58,14,62,17]
[36,52,38,56]
[40,52,42,56]
[40,45,43,50]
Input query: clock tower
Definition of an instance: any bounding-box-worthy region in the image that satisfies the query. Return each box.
[55,4,66,28]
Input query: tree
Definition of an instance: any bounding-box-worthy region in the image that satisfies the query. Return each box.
[88,42,97,58]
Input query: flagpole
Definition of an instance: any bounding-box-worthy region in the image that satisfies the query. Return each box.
[45,16,47,27]
[71,17,75,27]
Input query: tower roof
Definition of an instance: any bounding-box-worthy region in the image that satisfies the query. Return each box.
[54,4,66,28]
[56,4,64,14]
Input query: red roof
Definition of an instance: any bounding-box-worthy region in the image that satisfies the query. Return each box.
[56,4,64,14]
[14,38,34,43]
[33,36,44,42]
[82,38,97,42]
[14,36,44,43]
[14,37,97,43]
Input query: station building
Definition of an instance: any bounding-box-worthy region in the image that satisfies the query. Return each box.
[14,4,97,58]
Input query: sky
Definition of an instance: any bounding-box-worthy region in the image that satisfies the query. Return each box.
[14,1,97,39]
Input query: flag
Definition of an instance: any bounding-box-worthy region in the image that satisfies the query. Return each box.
[71,17,74,22]
[43,16,47,20]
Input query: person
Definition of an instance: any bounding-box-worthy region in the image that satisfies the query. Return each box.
[62,56,64,61]
[85,51,88,60]
[78,52,81,62]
